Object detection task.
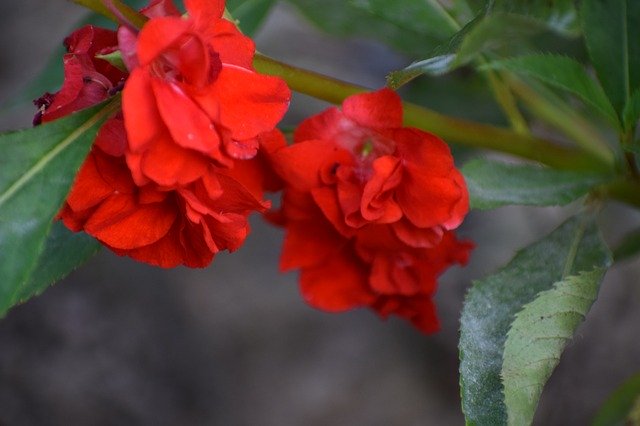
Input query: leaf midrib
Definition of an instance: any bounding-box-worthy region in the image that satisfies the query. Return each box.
[0,100,117,208]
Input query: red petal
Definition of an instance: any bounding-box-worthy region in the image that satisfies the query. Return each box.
[373,296,440,334]
[208,64,290,141]
[359,155,403,223]
[395,128,455,175]
[294,107,345,144]
[66,152,114,212]
[369,253,420,296]
[185,0,225,27]
[137,133,210,186]
[271,140,339,190]
[95,117,127,157]
[392,219,444,248]
[84,194,177,249]
[311,187,355,238]
[396,172,464,229]
[151,79,222,156]
[136,16,190,66]
[123,69,163,151]
[206,19,255,69]
[299,248,374,312]
[122,223,187,268]
[117,26,139,71]
[342,88,403,129]
[280,219,345,270]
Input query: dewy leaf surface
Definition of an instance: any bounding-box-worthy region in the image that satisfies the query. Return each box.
[459,214,611,425]
[582,0,640,117]
[0,100,116,316]
[502,268,608,425]
[462,158,610,210]
[486,54,619,128]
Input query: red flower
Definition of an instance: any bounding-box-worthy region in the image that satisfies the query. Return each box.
[59,142,270,268]
[34,25,125,125]
[121,0,291,187]
[271,89,472,333]
[39,1,291,268]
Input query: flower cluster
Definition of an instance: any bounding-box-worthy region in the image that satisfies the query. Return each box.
[268,89,473,333]
[36,0,472,332]
[37,0,290,267]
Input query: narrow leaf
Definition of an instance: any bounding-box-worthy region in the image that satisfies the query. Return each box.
[285,0,444,56]
[486,54,619,128]
[350,0,458,40]
[0,100,116,316]
[593,373,640,426]
[582,0,640,116]
[462,158,610,210]
[388,13,556,87]
[502,268,607,425]
[491,0,579,35]
[459,214,612,425]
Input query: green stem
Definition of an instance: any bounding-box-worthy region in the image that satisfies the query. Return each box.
[253,54,607,171]
[484,68,530,134]
[69,0,147,28]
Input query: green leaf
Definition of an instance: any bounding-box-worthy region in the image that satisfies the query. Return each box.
[16,222,101,304]
[461,158,610,210]
[486,54,619,128]
[349,0,459,40]
[387,13,556,88]
[593,373,640,426]
[582,0,640,117]
[284,0,445,56]
[623,89,640,132]
[459,214,612,425]
[502,268,607,425]
[0,100,116,316]
[491,0,579,35]
[227,0,276,36]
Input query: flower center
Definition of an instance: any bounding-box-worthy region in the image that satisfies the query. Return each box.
[151,33,221,88]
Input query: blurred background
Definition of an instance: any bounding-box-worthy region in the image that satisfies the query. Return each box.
[0,1,639,425]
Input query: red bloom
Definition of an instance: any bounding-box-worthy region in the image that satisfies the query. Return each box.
[271,89,472,333]
[39,1,291,268]
[35,25,125,125]
[121,0,291,187]
[59,143,270,268]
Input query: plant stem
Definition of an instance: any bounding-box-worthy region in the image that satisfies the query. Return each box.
[253,54,607,171]
[69,0,147,28]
